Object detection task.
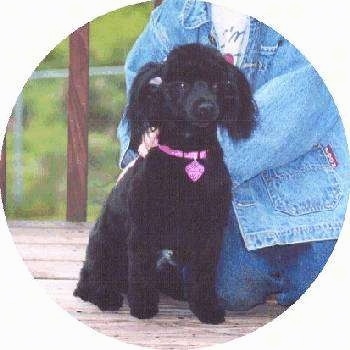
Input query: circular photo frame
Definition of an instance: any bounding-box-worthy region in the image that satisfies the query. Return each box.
[0,1,349,349]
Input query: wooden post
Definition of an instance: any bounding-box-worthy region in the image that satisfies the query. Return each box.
[67,24,89,222]
[0,136,6,211]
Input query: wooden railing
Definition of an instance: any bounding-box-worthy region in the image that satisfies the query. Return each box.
[0,2,163,222]
[0,25,90,222]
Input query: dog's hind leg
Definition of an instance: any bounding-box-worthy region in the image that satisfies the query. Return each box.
[74,199,128,311]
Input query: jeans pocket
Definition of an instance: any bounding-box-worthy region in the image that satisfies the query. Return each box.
[261,146,342,216]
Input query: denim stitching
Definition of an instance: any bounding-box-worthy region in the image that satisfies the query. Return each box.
[244,222,343,250]
[180,0,209,29]
[262,170,342,215]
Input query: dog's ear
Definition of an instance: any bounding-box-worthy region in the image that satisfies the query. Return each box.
[219,66,257,139]
[126,62,163,151]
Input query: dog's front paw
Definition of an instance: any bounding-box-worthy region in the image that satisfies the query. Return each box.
[130,303,159,319]
[95,291,124,311]
[190,304,225,324]
[128,287,159,319]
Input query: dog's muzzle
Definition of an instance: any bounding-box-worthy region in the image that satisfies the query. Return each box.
[192,100,219,127]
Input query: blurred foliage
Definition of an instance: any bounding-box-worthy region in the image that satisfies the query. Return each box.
[37,2,152,69]
[5,2,152,221]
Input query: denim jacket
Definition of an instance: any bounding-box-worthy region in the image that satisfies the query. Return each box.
[117,0,350,250]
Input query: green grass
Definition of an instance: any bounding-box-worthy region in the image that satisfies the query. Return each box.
[5,2,152,222]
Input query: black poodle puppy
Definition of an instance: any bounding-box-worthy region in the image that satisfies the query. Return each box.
[74,43,256,324]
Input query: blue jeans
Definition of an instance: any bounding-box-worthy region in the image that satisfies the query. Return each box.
[215,210,336,311]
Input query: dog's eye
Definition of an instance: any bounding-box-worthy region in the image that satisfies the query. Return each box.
[168,81,188,89]
[175,82,190,91]
[219,81,234,93]
[164,81,190,95]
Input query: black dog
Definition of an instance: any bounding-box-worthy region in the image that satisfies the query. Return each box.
[74,44,256,324]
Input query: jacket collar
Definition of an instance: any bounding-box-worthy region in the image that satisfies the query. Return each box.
[180,0,211,29]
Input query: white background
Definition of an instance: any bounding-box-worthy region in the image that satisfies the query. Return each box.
[0,0,349,349]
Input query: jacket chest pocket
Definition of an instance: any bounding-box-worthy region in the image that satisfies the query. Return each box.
[261,146,342,216]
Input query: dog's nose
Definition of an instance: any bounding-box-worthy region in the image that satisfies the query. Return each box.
[198,101,217,119]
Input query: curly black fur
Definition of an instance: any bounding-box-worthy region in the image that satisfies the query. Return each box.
[74,44,256,324]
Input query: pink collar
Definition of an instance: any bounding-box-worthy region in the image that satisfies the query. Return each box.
[158,144,207,160]
[157,144,208,183]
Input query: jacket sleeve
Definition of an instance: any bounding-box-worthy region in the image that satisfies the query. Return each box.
[220,62,340,188]
[124,5,169,95]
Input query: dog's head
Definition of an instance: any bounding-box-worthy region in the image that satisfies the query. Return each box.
[127,43,256,150]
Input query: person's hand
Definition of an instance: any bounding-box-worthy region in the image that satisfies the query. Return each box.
[138,127,159,157]
[116,128,159,184]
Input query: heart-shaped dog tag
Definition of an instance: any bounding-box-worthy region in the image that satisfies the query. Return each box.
[185,160,205,182]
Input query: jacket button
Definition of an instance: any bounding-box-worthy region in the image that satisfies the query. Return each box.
[208,34,217,46]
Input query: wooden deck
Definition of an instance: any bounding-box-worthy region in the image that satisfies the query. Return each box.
[8,220,286,349]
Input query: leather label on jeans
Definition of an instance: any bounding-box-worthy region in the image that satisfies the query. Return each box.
[324,145,338,168]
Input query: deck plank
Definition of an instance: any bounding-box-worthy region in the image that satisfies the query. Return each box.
[24,260,82,279]
[15,243,86,261]
[7,221,286,348]
[36,279,284,349]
